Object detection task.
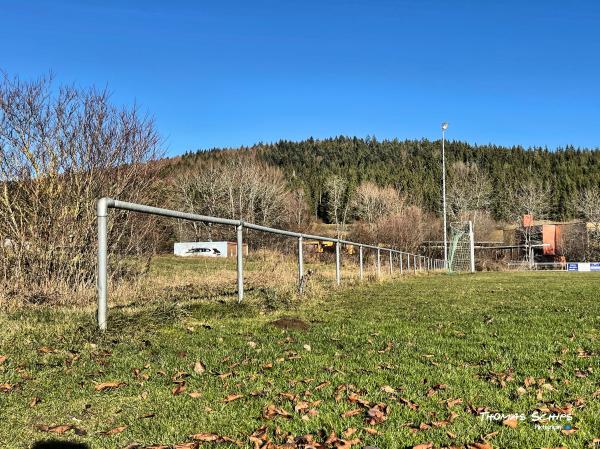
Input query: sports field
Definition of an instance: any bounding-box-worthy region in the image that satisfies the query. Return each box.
[1,264,599,448]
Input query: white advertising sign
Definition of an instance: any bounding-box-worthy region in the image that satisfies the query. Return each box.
[174,241,228,257]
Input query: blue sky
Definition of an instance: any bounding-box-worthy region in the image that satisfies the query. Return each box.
[2,1,599,156]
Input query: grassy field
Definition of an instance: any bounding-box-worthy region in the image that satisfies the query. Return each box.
[1,258,599,449]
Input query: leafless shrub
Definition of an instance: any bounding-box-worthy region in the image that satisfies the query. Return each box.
[0,73,162,297]
[351,205,426,253]
[351,182,406,229]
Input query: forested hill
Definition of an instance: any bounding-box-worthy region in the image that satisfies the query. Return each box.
[176,137,600,222]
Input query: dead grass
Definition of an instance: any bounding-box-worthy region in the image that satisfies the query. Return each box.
[0,249,434,315]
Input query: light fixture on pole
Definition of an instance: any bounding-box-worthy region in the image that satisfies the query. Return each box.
[441,122,448,270]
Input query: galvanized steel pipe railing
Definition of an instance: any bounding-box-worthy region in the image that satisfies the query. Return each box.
[97,198,444,330]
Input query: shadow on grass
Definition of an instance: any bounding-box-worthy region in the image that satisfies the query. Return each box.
[32,440,89,449]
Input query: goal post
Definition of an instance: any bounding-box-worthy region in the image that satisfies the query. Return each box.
[448,220,475,273]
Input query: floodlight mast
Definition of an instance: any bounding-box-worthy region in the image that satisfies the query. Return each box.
[441,122,448,270]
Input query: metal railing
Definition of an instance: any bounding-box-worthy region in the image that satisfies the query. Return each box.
[97,198,445,330]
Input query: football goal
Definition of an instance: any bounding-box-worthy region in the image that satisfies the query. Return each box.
[448,221,475,273]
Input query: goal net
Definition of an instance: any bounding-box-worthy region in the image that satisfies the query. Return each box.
[448,221,475,273]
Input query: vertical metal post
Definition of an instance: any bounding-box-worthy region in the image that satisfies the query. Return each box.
[400,252,403,274]
[413,255,417,274]
[359,244,363,281]
[298,236,304,293]
[236,223,244,303]
[419,256,422,271]
[407,253,411,271]
[389,251,393,276]
[97,199,108,331]
[335,240,341,286]
[377,247,381,277]
[469,220,475,273]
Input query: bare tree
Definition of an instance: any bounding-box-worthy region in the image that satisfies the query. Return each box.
[446,161,492,224]
[286,188,311,232]
[172,156,289,241]
[0,73,162,294]
[505,180,552,264]
[324,175,351,238]
[577,186,600,260]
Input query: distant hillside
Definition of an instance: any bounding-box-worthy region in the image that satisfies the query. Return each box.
[173,137,600,222]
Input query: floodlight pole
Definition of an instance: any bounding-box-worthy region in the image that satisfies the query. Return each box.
[441,123,449,270]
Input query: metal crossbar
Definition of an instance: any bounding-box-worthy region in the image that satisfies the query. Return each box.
[97,198,444,330]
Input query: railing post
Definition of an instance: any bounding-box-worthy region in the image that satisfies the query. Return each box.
[389,251,393,276]
[413,255,417,274]
[469,220,476,273]
[97,198,109,331]
[335,239,341,286]
[359,244,363,281]
[377,247,381,278]
[407,253,411,271]
[298,236,304,293]
[400,252,403,275]
[237,222,244,303]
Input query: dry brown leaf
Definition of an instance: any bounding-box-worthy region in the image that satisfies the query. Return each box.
[341,408,362,418]
[367,403,389,425]
[0,383,14,393]
[0,355,6,364]
[192,433,218,441]
[381,385,396,394]
[223,393,243,403]
[105,425,127,435]
[502,418,518,428]
[399,397,419,410]
[188,391,202,398]
[482,431,498,441]
[35,424,74,434]
[173,383,187,396]
[262,404,292,419]
[173,443,198,449]
[193,361,206,375]
[315,381,331,390]
[37,347,55,354]
[468,443,493,449]
[29,397,41,407]
[94,381,126,392]
[294,401,309,412]
[343,428,357,438]
[446,398,463,408]
[412,443,433,449]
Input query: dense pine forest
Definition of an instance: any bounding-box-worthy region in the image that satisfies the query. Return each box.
[176,137,600,223]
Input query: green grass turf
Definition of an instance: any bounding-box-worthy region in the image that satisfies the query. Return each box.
[1,269,599,448]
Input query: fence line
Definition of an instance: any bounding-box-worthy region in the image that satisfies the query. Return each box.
[97,197,445,330]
